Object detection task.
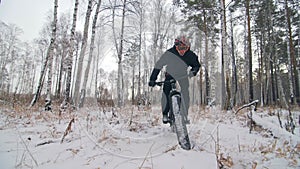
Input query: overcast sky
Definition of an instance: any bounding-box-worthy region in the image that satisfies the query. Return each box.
[0,0,74,41]
[0,0,118,71]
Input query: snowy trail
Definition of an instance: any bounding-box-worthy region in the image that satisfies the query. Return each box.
[0,107,299,169]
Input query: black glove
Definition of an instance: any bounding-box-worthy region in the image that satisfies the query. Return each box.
[148,81,156,87]
[188,70,196,77]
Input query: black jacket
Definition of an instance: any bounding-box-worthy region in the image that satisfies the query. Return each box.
[150,46,201,81]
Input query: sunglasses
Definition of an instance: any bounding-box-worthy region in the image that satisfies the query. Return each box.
[177,46,189,50]
[174,40,185,46]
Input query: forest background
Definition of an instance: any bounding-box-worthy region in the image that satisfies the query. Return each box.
[0,0,299,112]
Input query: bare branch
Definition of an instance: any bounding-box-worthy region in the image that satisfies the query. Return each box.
[234,100,259,115]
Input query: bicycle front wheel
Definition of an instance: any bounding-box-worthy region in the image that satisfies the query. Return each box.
[170,93,191,150]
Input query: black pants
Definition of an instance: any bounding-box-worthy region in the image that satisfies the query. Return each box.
[161,74,189,117]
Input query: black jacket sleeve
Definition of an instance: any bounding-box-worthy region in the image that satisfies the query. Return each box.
[190,53,201,76]
[150,68,160,81]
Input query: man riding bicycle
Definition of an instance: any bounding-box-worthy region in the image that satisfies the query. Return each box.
[148,35,201,124]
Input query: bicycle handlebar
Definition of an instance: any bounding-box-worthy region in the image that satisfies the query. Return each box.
[151,74,191,87]
[154,79,176,86]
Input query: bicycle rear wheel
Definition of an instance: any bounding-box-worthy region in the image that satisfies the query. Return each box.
[170,93,191,150]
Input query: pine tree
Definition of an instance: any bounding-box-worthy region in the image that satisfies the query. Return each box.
[181,0,219,105]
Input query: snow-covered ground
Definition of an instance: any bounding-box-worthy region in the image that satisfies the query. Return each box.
[0,105,299,169]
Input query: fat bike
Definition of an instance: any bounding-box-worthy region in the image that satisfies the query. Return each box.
[155,79,191,150]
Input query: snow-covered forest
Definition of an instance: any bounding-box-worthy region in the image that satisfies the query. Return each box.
[0,0,300,168]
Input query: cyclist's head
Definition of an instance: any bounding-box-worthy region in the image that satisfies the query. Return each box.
[174,34,190,56]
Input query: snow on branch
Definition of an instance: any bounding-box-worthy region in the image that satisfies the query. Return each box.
[234,100,259,115]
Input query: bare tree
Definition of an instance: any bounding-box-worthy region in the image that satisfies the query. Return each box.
[220,0,228,109]
[73,0,93,107]
[0,23,22,95]
[128,0,146,101]
[93,26,106,100]
[62,0,79,109]
[45,0,58,111]
[147,0,176,105]
[117,0,126,107]
[229,11,238,106]
[80,0,102,107]
[245,0,254,102]
[284,0,299,104]
[54,15,71,99]
[110,0,127,107]
[30,0,58,109]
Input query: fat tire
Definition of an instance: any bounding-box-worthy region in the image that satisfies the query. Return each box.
[170,94,191,150]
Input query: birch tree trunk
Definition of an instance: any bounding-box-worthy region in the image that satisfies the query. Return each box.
[30,0,58,109]
[118,0,126,107]
[111,0,126,107]
[94,32,103,99]
[55,46,64,98]
[130,0,146,104]
[131,63,135,105]
[269,5,276,105]
[203,10,210,105]
[285,0,299,104]
[263,12,270,105]
[137,0,144,101]
[220,0,228,110]
[274,36,289,109]
[73,0,93,107]
[45,0,58,111]
[62,0,79,109]
[30,50,47,107]
[80,0,102,108]
[261,7,267,106]
[230,11,238,106]
[240,12,247,104]
[152,0,162,65]
[287,39,295,104]
[246,0,254,102]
